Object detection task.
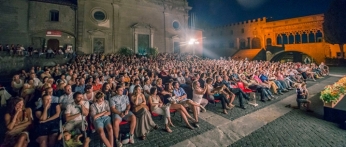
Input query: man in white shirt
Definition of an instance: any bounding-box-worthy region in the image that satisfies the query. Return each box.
[30,73,42,87]
[64,92,90,132]
[59,85,74,110]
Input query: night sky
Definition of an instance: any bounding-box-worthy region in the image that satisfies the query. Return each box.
[187,0,332,27]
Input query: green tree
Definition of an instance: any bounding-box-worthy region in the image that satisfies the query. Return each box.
[323,0,346,58]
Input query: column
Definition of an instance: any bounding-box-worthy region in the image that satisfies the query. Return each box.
[300,33,302,43]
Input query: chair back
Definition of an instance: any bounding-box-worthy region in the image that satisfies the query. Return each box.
[237,82,245,90]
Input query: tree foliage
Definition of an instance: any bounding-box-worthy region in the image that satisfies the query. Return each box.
[323,0,346,58]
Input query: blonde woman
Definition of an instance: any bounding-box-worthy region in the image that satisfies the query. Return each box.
[191,81,208,113]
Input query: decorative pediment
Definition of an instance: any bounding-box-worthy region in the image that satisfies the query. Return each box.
[172,35,179,39]
[87,29,107,35]
[131,23,154,29]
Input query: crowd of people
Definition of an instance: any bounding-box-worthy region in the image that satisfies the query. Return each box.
[0,52,330,147]
[0,44,74,58]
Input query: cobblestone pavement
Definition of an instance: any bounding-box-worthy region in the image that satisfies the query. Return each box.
[229,110,346,147]
[206,76,332,121]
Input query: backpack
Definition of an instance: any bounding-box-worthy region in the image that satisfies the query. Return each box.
[120,132,130,144]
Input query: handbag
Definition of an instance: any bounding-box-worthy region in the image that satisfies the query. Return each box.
[167,96,178,104]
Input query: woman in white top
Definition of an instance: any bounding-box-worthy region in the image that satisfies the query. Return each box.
[83,85,95,103]
[143,78,152,99]
[148,87,174,133]
[192,81,208,113]
[11,74,23,96]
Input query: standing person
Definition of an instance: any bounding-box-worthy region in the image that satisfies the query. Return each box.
[90,92,113,147]
[110,86,136,147]
[35,94,61,147]
[2,97,33,147]
[28,45,33,56]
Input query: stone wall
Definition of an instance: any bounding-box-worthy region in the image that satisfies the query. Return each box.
[28,1,76,35]
[0,55,70,76]
[0,0,29,45]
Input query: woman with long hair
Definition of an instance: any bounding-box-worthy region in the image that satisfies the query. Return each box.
[191,81,208,113]
[148,87,174,133]
[131,85,158,140]
[101,83,114,101]
[83,85,95,103]
[2,97,33,147]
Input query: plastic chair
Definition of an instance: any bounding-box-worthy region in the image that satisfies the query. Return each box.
[206,94,221,107]
[237,82,258,107]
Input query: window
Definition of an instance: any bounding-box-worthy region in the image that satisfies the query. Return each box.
[173,21,180,30]
[230,30,233,35]
[241,28,244,33]
[94,11,106,21]
[50,10,59,22]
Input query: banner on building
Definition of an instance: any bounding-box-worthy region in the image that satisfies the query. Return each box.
[46,31,62,37]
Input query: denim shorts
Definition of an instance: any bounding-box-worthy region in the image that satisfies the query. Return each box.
[93,116,111,129]
[112,111,133,122]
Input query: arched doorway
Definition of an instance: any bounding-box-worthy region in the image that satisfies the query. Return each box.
[47,39,59,51]
[266,38,272,46]
[271,51,312,63]
[252,37,261,48]
[239,38,246,49]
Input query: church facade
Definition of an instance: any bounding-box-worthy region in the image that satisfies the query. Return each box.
[0,0,196,54]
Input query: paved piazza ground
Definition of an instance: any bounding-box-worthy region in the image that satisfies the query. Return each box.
[0,67,345,147]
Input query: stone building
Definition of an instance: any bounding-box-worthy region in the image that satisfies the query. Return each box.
[204,14,345,63]
[0,0,200,55]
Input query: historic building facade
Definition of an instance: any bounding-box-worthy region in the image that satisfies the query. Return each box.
[0,0,201,55]
[204,14,345,63]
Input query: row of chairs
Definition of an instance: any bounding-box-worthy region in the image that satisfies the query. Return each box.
[205,82,259,107]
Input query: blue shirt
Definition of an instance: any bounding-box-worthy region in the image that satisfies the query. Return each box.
[259,74,268,82]
[74,84,85,93]
[173,87,187,97]
[109,95,129,112]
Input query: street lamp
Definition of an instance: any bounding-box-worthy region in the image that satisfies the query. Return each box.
[188,38,199,56]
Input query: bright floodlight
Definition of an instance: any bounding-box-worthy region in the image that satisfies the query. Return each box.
[189,38,197,45]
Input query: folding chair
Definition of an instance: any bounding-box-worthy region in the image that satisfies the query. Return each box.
[237,82,258,107]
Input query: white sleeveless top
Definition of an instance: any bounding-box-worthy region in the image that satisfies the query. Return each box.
[84,92,94,103]
[13,80,23,89]
[192,87,204,104]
